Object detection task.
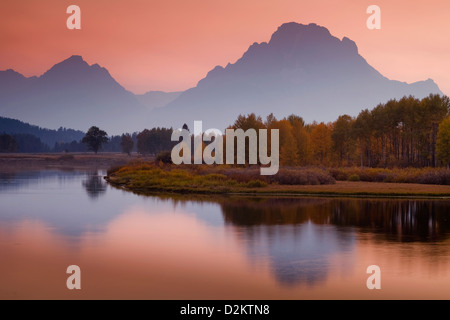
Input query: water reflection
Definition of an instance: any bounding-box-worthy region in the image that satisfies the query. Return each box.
[219,198,354,286]
[2,170,450,299]
[0,170,82,192]
[0,170,123,237]
[220,197,450,243]
[330,200,449,242]
[82,172,107,199]
[218,197,450,287]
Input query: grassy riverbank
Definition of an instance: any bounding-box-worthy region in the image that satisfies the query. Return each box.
[106,162,450,198]
[3,154,450,197]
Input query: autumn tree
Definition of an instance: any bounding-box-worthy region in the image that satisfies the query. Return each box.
[420,94,450,167]
[310,122,332,165]
[217,95,450,169]
[332,115,355,166]
[353,109,373,167]
[82,126,108,154]
[226,113,265,165]
[265,113,277,128]
[121,133,134,156]
[232,113,265,131]
[287,114,310,165]
[437,116,450,168]
[276,119,299,166]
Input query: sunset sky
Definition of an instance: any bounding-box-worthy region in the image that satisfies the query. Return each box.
[1,0,449,95]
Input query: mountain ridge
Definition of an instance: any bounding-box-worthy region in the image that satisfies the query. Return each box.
[152,22,442,130]
[0,22,444,133]
[0,116,85,147]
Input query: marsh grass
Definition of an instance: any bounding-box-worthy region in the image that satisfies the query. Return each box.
[106,162,450,197]
[330,167,450,185]
[106,162,335,193]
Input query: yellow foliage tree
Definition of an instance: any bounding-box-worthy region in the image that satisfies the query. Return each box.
[310,122,332,165]
[437,116,450,168]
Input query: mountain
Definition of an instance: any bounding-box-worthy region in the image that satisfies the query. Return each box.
[0,23,444,133]
[0,55,153,134]
[0,116,85,147]
[136,91,182,110]
[150,22,443,130]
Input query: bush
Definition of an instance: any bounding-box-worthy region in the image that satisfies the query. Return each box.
[348,174,360,182]
[330,167,450,185]
[267,168,335,185]
[156,151,172,164]
[107,165,122,176]
[246,180,268,188]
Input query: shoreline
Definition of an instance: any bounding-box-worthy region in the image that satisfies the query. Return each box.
[105,162,450,199]
[2,154,450,199]
[0,153,144,172]
[106,180,450,200]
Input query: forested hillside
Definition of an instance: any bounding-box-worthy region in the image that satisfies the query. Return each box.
[0,116,85,147]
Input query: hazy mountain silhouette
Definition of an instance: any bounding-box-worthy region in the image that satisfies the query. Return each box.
[151,22,443,130]
[0,116,85,147]
[136,91,182,111]
[0,56,155,134]
[0,23,444,133]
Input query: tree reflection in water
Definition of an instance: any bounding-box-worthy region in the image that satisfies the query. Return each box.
[220,197,450,242]
[219,197,450,286]
[83,171,107,199]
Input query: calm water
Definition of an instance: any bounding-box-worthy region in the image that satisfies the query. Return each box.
[1,169,450,299]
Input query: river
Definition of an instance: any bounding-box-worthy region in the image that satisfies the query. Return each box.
[1,169,450,299]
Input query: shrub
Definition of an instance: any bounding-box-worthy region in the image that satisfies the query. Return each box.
[204,173,228,181]
[246,180,268,188]
[107,165,122,176]
[330,167,450,185]
[267,168,335,185]
[156,151,172,164]
[348,174,360,182]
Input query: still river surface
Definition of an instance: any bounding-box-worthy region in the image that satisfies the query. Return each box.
[1,169,450,299]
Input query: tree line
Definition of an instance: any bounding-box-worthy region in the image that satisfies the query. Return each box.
[2,94,450,169]
[76,126,176,156]
[128,93,450,169]
[257,94,450,168]
[0,116,84,147]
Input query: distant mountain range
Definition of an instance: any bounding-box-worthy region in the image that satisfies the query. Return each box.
[0,116,85,147]
[0,56,179,134]
[0,22,444,134]
[154,22,443,130]
[136,91,182,111]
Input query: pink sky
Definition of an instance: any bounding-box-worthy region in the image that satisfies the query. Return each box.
[0,0,449,95]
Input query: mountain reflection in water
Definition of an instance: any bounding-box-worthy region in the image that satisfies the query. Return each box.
[1,170,450,299]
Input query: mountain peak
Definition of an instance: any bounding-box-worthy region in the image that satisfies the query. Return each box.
[158,21,443,130]
[0,68,25,79]
[270,22,332,45]
[41,55,90,79]
[263,22,360,61]
[56,54,89,68]
[65,54,85,62]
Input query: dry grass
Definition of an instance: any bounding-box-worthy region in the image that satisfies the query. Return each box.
[106,162,450,198]
[330,167,450,185]
[257,181,450,197]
